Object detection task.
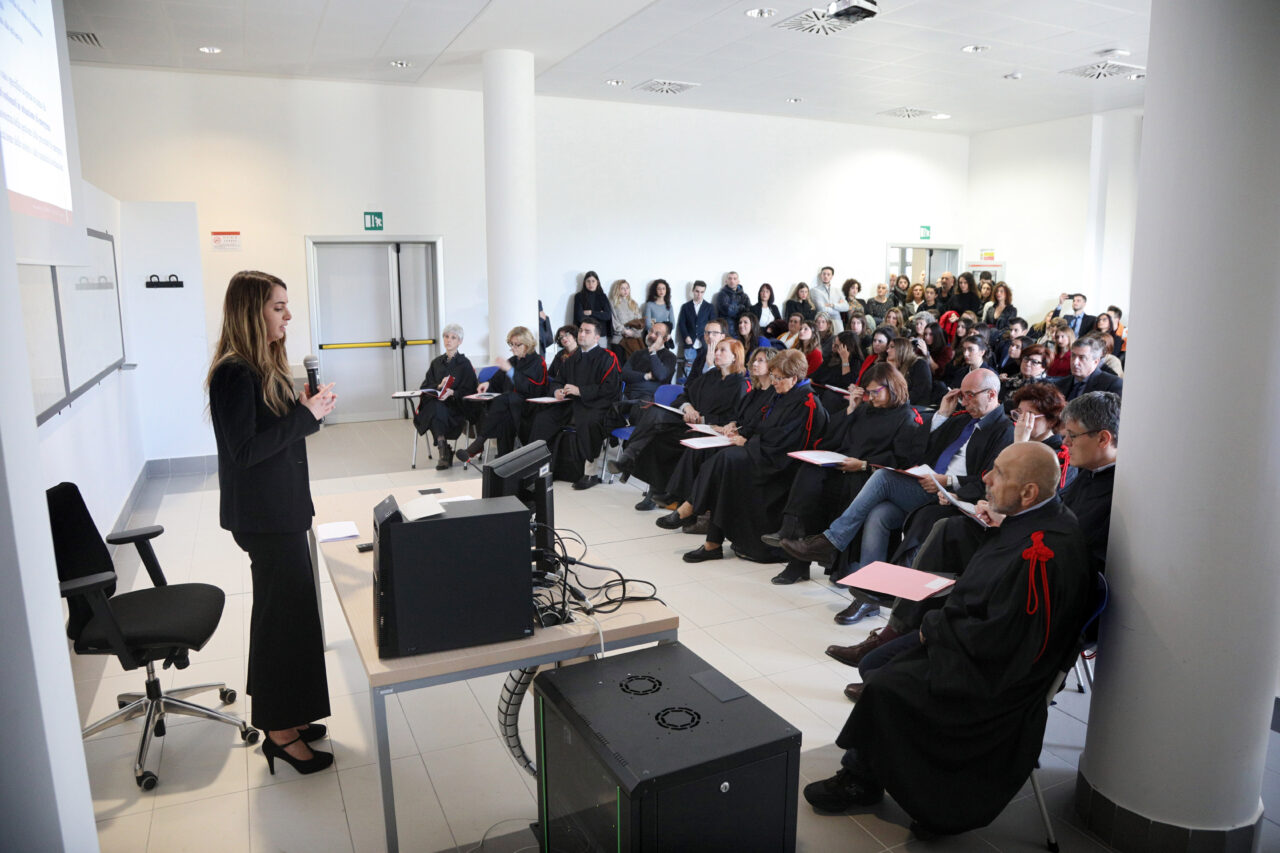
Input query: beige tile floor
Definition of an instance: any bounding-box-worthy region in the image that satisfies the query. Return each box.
[78,420,1122,852]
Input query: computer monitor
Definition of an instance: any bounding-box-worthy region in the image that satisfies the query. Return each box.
[482,441,556,576]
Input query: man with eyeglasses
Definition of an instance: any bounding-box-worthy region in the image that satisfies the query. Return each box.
[781,369,1013,625]
[685,318,727,376]
[1052,335,1123,401]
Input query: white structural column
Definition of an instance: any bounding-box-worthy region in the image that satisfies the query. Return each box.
[1078,0,1280,848]
[482,49,538,357]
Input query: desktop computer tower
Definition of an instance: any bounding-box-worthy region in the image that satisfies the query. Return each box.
[532,642,800,852]
[373,495,534,658]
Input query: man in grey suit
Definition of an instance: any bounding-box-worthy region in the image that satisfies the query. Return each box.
[1053,336,1122,400]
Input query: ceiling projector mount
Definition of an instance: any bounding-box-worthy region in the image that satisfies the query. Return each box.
[827,0,879,21]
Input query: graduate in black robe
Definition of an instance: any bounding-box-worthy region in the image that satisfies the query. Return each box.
[659,350,828,563]
[767,363,926,583]
[528,317,621,488]
[456,327,548,462]
[805,444,1092,835]
[611,339,749,509]
[412,325,478,470]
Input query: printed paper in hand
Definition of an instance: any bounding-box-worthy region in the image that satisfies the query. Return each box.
[465,392,500,401]
[680,434,733,449]
[788,450,849,467]
[687,423,719,435]
[527,396,568,404]
[391,390,424,399]
[315,521,359,542]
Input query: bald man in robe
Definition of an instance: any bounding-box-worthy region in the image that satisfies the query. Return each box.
[803,442,1093,835]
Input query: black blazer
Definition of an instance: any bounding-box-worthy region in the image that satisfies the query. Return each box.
[1053,369,1123,400]
[210,358,320,534]
[923,406,1015,502]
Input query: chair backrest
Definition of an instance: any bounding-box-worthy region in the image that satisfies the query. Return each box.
[654,384,683,407]
[477,365,500,383]
[46,482,116,639]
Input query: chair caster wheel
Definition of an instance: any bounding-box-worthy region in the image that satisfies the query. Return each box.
[219,687,236,704]
[137,771,158,790]
[154,719,165,737]
[241,728,260,744]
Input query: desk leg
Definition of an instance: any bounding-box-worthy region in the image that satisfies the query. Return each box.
[371,687,399,853]
[308,530,326,649]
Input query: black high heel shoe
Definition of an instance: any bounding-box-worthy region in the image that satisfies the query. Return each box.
[263,735,334,775]
[298,724,327,743]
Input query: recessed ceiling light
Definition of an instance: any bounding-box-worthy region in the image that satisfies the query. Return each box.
[786,97,802,103]
[198,46,221,54]
[931,113,952,120]
[961,44,989,54]
[388,60,412,68]
[605,79,624,86]
[1003,71,1023,81]
[745,8,777,18]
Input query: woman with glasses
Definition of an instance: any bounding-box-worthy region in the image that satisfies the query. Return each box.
[999,343,1052,401]
[765,363,924,584]
[659,349,828,564]
[413,323,479,470]
[455,326,548,464]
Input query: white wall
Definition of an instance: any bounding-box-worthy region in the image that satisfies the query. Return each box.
[966,110,1142,326]
[36,182,148,532]
[70,65,973,364]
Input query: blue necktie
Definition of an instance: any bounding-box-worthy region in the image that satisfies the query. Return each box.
[934,417,978,473]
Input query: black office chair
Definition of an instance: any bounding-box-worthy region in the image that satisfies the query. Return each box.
[47,482,257,791]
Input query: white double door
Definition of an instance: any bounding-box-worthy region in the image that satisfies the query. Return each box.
[307,240,440,423]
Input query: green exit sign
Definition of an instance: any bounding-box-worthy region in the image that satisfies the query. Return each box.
[364,211,384,231]
[920,225,931,240]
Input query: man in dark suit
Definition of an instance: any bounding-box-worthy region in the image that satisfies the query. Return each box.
[1051,292,1096,337]
[685,318,727,377]
[781,369,1014,623]
[1053,336,1122,400]
[676,280,713,371]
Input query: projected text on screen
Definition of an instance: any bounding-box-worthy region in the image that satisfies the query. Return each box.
[1,0,73,224]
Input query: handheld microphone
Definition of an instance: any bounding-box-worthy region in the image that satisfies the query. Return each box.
[303,354,320,395]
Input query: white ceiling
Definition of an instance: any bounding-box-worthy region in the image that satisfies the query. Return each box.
[63,0,1151,134]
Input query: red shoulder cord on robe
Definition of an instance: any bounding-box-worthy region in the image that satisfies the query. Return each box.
[911,407,924,426]
[1022,530,1056,662]
[527,358,547,387]
[600,350,619,380]
[801,392,819,448]
[1057,444,1070,489]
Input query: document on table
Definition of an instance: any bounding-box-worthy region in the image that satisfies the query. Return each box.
[838,561,956,600]
[680,434,733,449]
[316,521,360,542]
[788,450,849,467]
[400,496,445,521]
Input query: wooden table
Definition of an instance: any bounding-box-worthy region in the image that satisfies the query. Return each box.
[311,479,680,852]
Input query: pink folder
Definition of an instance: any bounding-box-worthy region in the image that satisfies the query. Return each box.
[837,561,955,601]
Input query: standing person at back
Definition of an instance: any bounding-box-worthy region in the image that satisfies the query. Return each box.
[676,280,713,374]
[812,266,847,333]
[207,270,336,777]
[714,271,752,326]
[572,270,613,342]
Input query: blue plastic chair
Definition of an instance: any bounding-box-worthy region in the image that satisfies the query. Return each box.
[601,384,683,483]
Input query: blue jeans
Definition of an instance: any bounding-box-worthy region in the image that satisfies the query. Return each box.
[823,469,932,567]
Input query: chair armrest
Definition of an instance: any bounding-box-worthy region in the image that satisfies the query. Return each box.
[105,524,163,546]
[59,571,118,598]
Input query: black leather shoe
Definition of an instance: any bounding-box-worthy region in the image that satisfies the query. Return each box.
[843,682,866,702]
[454,449,471,465]
[770,564,810,585]
[802,768,883,813]
[825,629,887,667]
[760,529,784,548]
[781,534,837,565]
[605,456,634,483]
[682,545,723,563]
[834,601,881,626]
[572,475,602,491]
[656,511,690,530]
[634,495,657,511]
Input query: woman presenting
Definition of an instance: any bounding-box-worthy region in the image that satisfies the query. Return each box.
[207,271,335,775]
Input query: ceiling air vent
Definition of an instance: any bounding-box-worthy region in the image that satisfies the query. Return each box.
[634,79,700,95]
[775,8,855,36]
[878,107,936,119]
[1060,60,1146,80]
[67,31,103,49]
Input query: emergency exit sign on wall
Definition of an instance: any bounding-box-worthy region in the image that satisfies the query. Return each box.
[364,211,384,231]
[920,225,931,240]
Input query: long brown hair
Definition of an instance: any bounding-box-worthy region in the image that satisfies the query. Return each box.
[206,271,295,416]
